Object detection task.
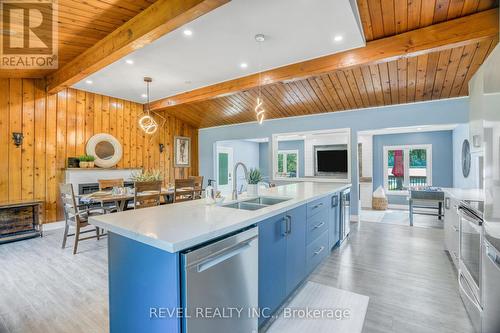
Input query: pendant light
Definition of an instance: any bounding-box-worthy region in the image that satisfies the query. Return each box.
[255,34,266,125]
[139,77,163,135]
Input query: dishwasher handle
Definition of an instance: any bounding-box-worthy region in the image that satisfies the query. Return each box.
[197,238,256,273]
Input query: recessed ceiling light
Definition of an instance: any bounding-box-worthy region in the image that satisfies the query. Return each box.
[85,80,93,84]
[183,29,193,36]
[333,35,343,42]
[125,59,134,65]
[240,63,248,69]
[141,93,147,98]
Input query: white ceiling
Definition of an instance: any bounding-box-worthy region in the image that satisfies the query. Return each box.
[73,0,365,104]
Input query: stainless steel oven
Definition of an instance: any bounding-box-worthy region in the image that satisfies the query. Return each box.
[457,202,483,333]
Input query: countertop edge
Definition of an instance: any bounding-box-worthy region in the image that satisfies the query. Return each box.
[90,183,351,253]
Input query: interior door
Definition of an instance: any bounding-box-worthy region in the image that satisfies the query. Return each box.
[216,146,233,194]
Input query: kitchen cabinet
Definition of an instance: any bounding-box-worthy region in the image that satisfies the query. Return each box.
[284,205,307,295]
[258,213,287,321]
[444,195,460,268]
[329,193,340,250]
[258,190,347,327]
[258,205,308,325]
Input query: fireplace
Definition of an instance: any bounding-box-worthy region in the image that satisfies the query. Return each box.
[78,181,135,195]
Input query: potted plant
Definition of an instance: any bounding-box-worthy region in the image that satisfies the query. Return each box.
[78,155,95,168]
[131,170,162,182]
[247,168,263,196]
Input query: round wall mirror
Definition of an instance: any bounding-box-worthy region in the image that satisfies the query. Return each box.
[95,141,115,160]
[86,133,122,168]
[462,139,471,178]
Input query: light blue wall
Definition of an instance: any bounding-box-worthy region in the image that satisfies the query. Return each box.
[372,131,453,205]
[218,140,260,191]
[199,98,469,216]
[453,124,479,189]
[277,140,305,178]
[259,142,270,180]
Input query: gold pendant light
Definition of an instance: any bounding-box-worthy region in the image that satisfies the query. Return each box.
[255,34,266,125]
[139,77,164,135]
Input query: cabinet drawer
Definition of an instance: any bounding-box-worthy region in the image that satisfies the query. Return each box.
[307,196,329,218]
[306,231,329,274]
[306,209,328,244]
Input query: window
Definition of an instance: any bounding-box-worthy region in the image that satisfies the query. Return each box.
[276,150,298,178]
[383,145,432,193]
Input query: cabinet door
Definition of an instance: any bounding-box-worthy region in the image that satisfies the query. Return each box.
[329,194,340,250]
[258,213,287,323]
[285,205,307,295]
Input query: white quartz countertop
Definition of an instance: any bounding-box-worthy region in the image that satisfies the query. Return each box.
[442,188,484,202]
[89,182,350,253]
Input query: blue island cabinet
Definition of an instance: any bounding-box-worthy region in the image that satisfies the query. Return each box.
[108,232,181,333]
[258,204,307,326]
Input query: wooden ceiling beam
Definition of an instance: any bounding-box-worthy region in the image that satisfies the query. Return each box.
[150,8,499,111]
[45,0,230,94]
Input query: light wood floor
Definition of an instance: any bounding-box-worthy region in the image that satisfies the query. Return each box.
[0,221,473,333]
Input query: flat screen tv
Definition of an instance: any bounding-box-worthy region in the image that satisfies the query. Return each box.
[316,149,348,174]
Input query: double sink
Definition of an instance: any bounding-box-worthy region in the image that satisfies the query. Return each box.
[221,196,291,211]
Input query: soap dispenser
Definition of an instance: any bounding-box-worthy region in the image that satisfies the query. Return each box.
[205,179,216,205]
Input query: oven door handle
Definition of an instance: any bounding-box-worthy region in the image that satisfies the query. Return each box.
[458,272,482,312]
[457,208,483,226]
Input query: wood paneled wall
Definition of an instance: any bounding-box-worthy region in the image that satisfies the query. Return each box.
[0,79,198,223]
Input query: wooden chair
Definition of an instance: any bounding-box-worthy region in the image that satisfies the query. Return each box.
[133,181,162,209]
[97,178,124,213]
[174,179,195,203]
[59,183,105,255]
[189,176,204,199]
[98,178,124,190]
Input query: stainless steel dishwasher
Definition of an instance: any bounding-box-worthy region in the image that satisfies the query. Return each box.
[181,227,258,333]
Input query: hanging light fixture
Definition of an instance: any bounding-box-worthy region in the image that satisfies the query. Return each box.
[255,34,266,125]
[139,77,165,135]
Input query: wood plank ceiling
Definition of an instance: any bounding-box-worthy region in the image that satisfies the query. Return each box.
[160,0,499,127]
[0,0,157,78]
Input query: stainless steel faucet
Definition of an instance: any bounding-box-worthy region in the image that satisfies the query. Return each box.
[232,162,249,200]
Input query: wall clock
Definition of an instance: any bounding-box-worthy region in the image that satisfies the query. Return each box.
[462,139,471,178]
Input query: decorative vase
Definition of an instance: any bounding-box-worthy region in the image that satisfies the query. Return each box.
[88,161,95,168]
[247,184,259,197]
[79,161,87,168]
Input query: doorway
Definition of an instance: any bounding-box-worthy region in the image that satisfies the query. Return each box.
[216,146,233,195]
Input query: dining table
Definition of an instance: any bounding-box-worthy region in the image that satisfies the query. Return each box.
[79,188,175,212]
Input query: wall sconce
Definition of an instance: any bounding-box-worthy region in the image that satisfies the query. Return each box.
[159,143,165,153]
[12,132,23,147]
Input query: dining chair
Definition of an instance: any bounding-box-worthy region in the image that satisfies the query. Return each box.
[97,178,124,213]
[174,179,195,203]
[59,183,105,254]
[133,181,162,209]
[189,176,204,199]
[98,178,124,190]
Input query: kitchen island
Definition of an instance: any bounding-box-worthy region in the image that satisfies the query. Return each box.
[90,182,351,333]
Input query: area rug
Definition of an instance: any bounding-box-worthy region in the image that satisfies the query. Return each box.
[266,282,369,333]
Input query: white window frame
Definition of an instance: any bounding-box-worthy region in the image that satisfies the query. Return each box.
[276,149,299,179]
[383,144,432,195]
